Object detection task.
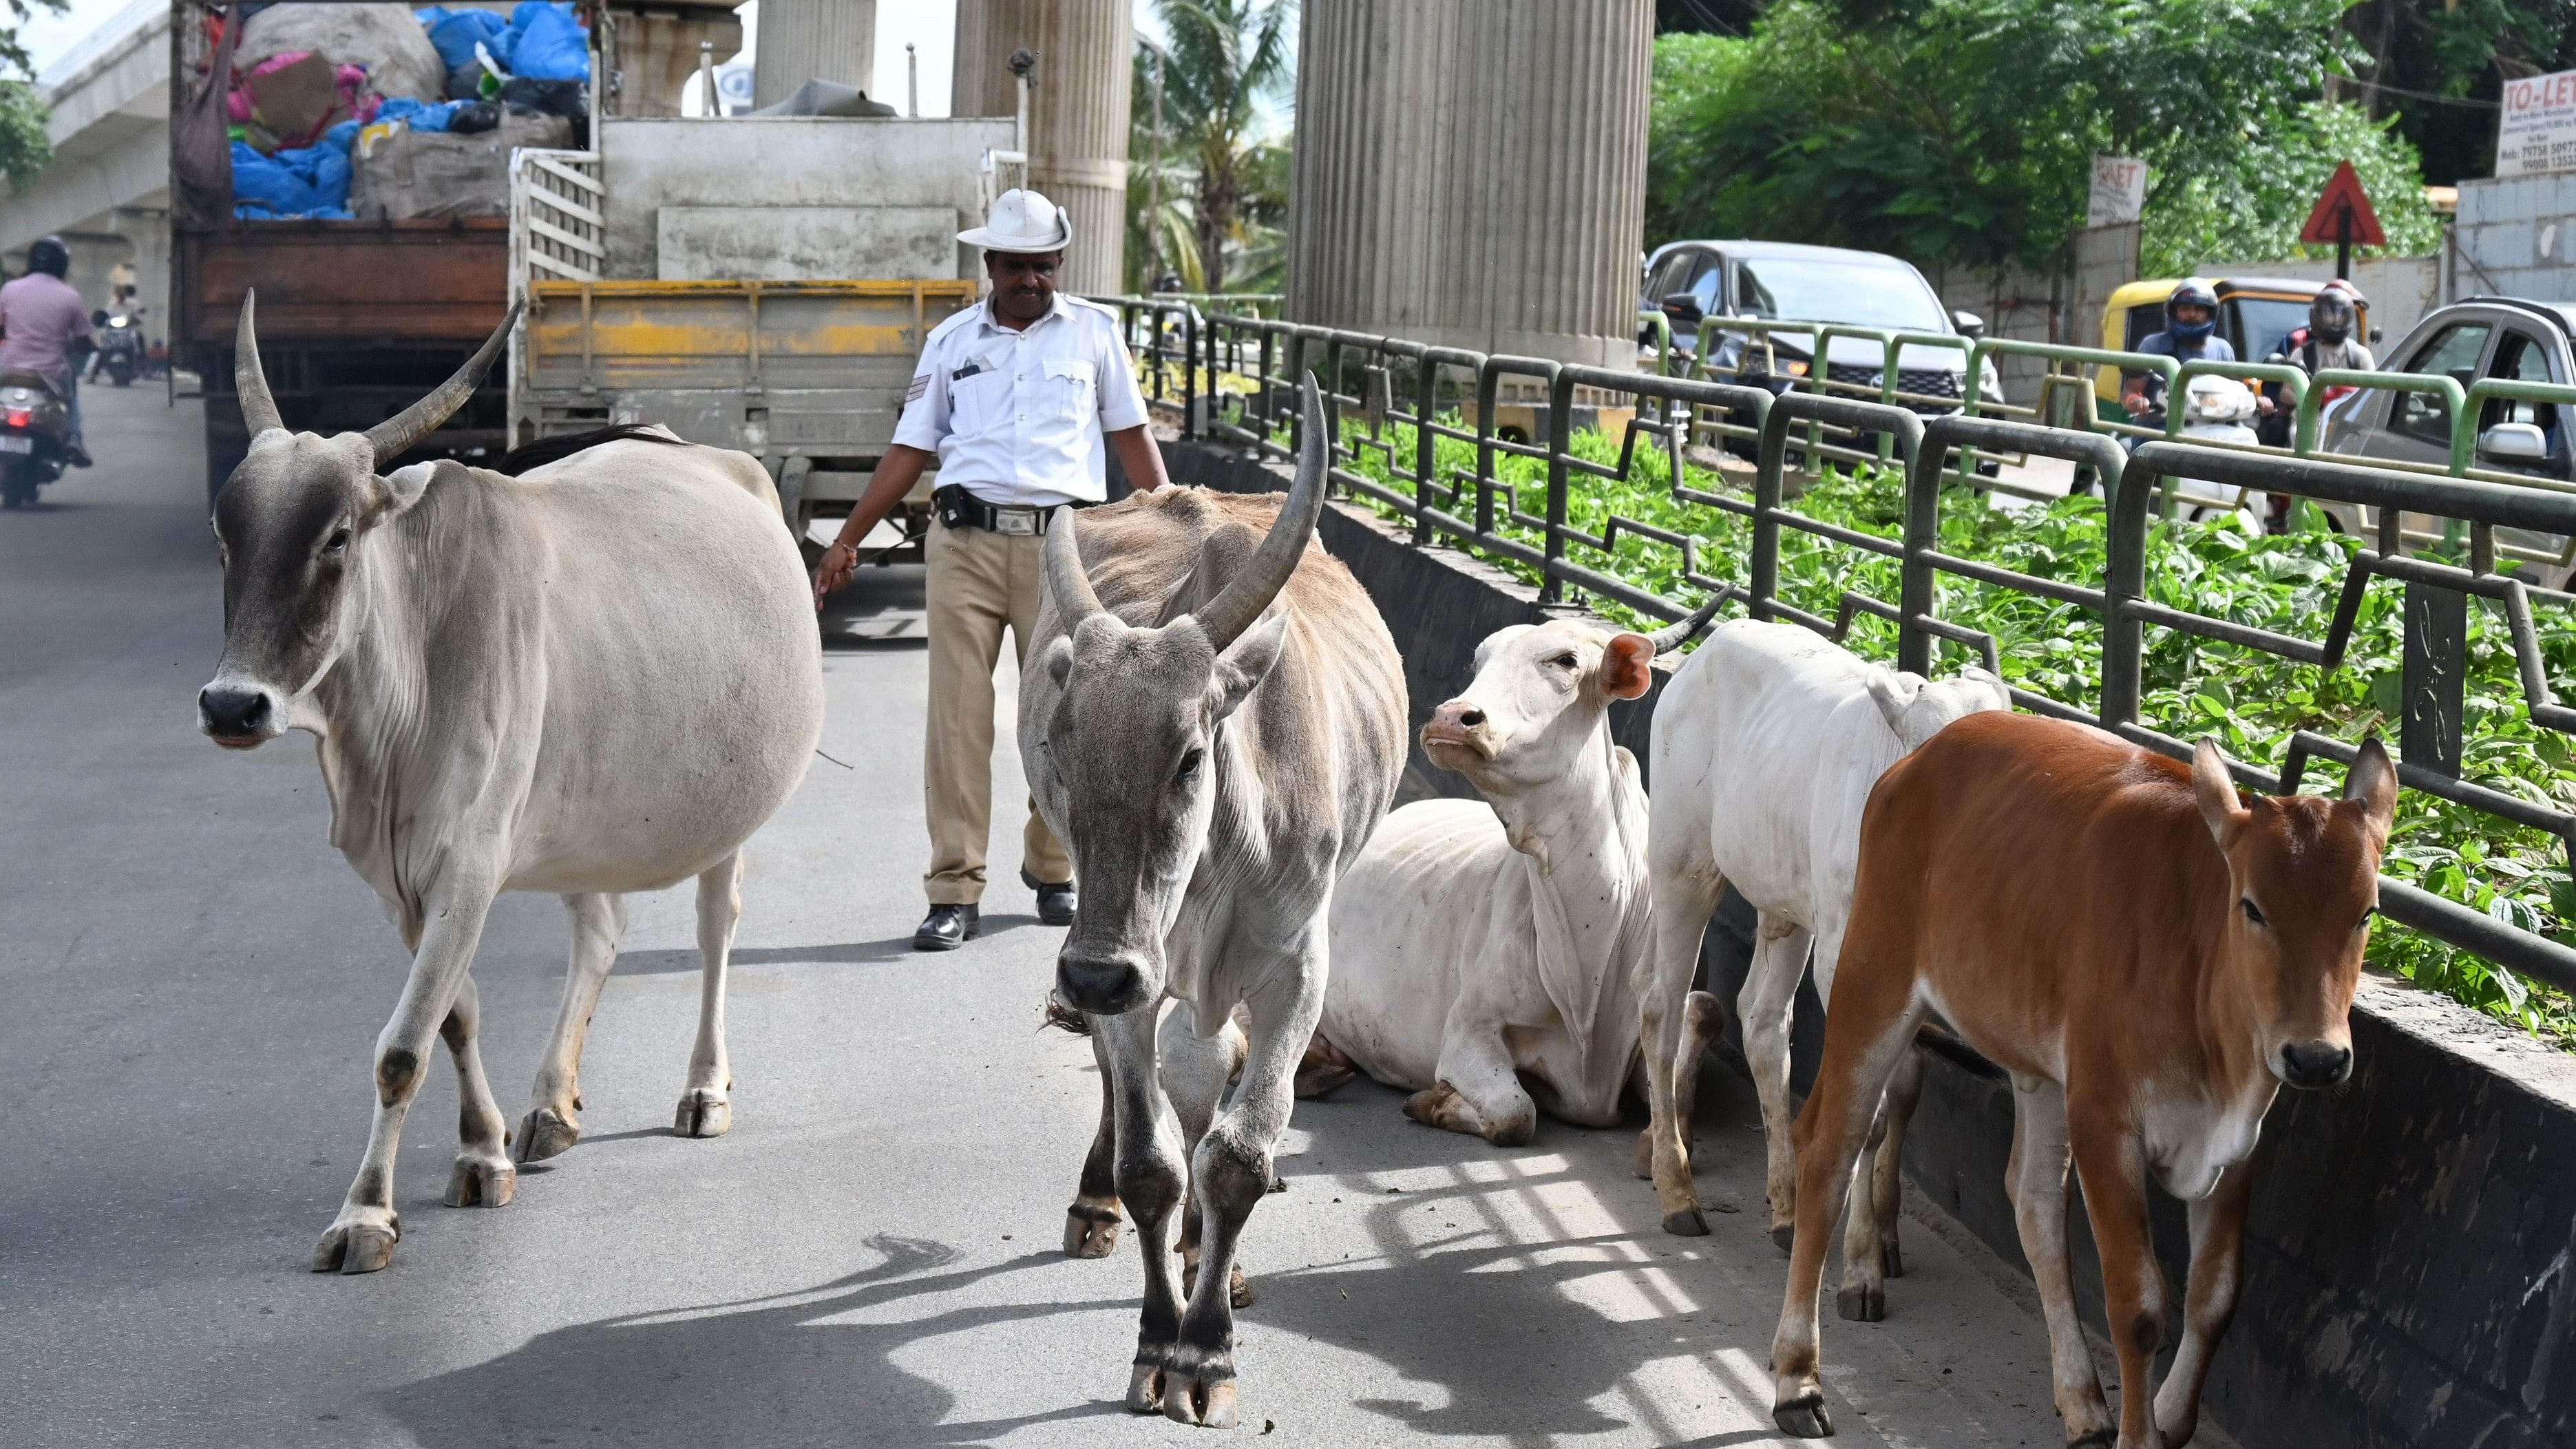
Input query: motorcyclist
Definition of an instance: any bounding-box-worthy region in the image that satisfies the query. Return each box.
[2119,278,2235,434]
[2255,279,2372,447]
[0,237,94,468]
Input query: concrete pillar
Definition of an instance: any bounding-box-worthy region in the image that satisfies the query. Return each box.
[951,0,1130,297]
[754,0,875,108]
[112,208,171,344]
[1287,0,1653,368]
[609,10,744,116]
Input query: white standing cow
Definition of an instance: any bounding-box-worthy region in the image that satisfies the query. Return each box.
[196,295,825,1273]
[1638,620,2006,1314]
[1304,605,1719,1146]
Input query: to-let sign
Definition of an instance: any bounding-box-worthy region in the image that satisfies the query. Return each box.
[2087,156,2147,227]
[2498,68,2576,178]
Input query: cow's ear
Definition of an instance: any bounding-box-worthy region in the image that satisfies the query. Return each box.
[371,461,440,520]
[1866,668,1925,730]
[1210,611,1291,721]
[1041,635,1075,688]
[2192,736,2250,849]
[1601,632,1655,701]
[2345,734,2397,850]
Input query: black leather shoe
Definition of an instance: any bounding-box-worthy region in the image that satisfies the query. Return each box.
[913,903,979,951]
[1022,867,1077,927]
[66,441,92,469]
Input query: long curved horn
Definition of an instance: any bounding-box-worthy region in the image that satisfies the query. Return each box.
[1042,498,1108,626]
[234,290,284,437]
[1194,371,1329,648]
[362,300,522,464]
[1647,588,1729,654]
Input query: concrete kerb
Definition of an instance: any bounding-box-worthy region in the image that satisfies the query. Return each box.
[1164,432,2576,1449]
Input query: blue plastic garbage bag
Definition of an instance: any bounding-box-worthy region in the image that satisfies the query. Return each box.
[377,96,464,132]
[231,139,352,220]
[508,2,589,81]
[417,6,508,73]
[276,137,352,212]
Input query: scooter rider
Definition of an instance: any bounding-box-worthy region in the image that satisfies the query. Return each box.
[2255,279,2372,447]
[2119,278,2235,434]
[0,237,94,468]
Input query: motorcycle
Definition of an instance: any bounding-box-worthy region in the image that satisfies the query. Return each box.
[94,310,142,388]
[0,369,73,509]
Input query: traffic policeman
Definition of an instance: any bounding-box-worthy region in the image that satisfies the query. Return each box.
[813,188,1170,950]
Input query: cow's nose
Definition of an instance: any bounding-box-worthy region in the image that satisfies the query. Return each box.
[2278,1039,2352,1090]
[1057,950,1157,1017]
[199,685,271,742]
[1428,701,1484,731]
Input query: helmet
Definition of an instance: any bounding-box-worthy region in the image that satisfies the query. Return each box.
[24,235,68,279]
[2309,283,2358,346]
[2165,278,2218,340]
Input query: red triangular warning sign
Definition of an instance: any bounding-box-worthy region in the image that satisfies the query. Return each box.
[2301,160,2386,248]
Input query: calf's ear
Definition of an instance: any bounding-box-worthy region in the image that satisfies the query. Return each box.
[1601,633,1656,701]
[1210,611,1292,721]
[1866,668,1924,730]
[2192,736,2250,848]
[2344,735,2397,849]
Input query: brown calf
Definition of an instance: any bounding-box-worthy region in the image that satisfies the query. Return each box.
[1769,711,2395,1449]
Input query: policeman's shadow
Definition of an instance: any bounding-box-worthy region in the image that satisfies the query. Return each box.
[377,1235,1129,1447]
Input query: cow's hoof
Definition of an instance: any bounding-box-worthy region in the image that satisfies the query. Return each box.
[445,1153,516,1209]
[514,1106,580,1163]
[1401,1081,1460,1128]
[1159,1357,1238,1428]
[1836,1282,1885,1322]
[2065,1430,2118,1448]
[674,1090,732,1139]
[311,1209,400,1274]
[1064,1201,1123,1258]
[1181,1260,1254,1308]
[1774,1391,1833,1437]
[1662,1207,1710,1237]
[1123,1362,1165,1414]
[1772,1222,1797,1254]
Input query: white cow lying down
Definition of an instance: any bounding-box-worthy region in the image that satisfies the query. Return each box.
[1302,605,1718,1145]
[1638,620,2007,1313]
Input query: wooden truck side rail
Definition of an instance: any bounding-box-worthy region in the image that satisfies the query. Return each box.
[182,220,515,494]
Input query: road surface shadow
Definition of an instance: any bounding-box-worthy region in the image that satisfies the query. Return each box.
[613,940,922,973]
[377,1236,1128,1448]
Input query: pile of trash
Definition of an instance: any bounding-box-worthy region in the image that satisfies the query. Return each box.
[224,3,588,221]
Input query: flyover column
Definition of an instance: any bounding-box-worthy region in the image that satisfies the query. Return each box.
[753,0,875,108]
[1287,0,1652,368]
[951,0,1132,296]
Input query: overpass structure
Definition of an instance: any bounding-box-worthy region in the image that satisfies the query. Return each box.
[0,0,171,334]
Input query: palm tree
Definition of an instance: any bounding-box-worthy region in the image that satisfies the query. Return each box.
[1128,0,1294,296]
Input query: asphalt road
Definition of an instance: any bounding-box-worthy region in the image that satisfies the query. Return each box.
[2,381,2115,1448]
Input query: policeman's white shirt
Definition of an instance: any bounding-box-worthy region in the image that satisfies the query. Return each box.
[892,291,1152,507]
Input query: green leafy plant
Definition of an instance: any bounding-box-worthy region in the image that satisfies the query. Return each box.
[1327,410,2576,1044]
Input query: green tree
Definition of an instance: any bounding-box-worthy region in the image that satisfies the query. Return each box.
[1127,0,1294,295]
[0,0,63,194]
[1649,0,2380,276]
[2142,99,2444,274]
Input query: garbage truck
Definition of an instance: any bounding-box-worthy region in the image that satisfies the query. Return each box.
[169,0,746,496]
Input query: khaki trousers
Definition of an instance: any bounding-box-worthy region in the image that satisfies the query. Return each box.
[923,516,1074,905]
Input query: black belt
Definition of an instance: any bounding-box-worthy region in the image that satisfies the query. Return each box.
[933,485,1086,536]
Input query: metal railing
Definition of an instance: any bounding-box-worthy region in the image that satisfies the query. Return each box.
[1113,307,2576,998]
